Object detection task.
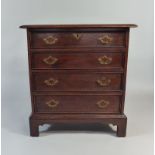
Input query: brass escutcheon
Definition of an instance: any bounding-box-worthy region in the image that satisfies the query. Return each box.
[72,33,81,40]
[44,78,58,87]
[43,35,58,45]
[43,56,58,65]
[96,77,111,87]
[46,99,59,108]
[98,35,113,45]
[96,100,110,108]
[98,55,112,65]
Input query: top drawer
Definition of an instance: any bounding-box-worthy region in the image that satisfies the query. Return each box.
[29,31,126,49]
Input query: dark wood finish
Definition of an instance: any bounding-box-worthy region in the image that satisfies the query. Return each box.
[30,48,126,53]
[20,24,137,137]
[20,24,137,29]
[30,31,126,48]
[32,71,122,91]
[31,52,124,70]
[34,94,121,113]
[29,114,127,137]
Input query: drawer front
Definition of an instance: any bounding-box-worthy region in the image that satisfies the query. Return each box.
[34,95,121,113]
[32,72,122,91]
[31,53,124,70]
[30,32,126,48]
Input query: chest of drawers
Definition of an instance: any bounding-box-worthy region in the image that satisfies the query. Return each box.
[20,24,137,137]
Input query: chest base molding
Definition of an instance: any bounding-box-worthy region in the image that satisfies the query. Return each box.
[29,114,127,137]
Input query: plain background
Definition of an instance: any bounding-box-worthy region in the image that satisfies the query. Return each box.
[2,0,154,155]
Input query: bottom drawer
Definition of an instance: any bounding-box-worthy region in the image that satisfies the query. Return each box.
[34,94,121,114]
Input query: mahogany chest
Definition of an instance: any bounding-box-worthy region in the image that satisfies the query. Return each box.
[20,24,137,137]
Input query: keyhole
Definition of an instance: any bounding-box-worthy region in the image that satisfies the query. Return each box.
[73,33,81,40]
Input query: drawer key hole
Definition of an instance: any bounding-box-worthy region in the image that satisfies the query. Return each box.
[43,35,58,45]
[96,100,109,108]
[44,78,58,87]
[98,35,113,45]
[72,33,81,40]
[98,55,112,65]
[43,56,58,65]
[96,77,111,87]
[46,99,59,108]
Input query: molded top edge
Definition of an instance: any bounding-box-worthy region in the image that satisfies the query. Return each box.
[20,24,138,29]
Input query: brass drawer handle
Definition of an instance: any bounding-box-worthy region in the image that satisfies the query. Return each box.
[43,56,58,65]
[44,78,58,86]
[46,99,59,108]
[72,33,81,40]
[98,55,112,65]
[43,35,58,45]
[96,77,111,86]
[96,100,109,108]
[98,35,113,45]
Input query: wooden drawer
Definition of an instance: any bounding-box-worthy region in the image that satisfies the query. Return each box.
[30,31,126,49]
[34,94,121,114]
[31,52,124,70]
[32,71,122,91]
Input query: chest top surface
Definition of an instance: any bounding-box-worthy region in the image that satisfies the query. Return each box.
[20,24,137,29]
